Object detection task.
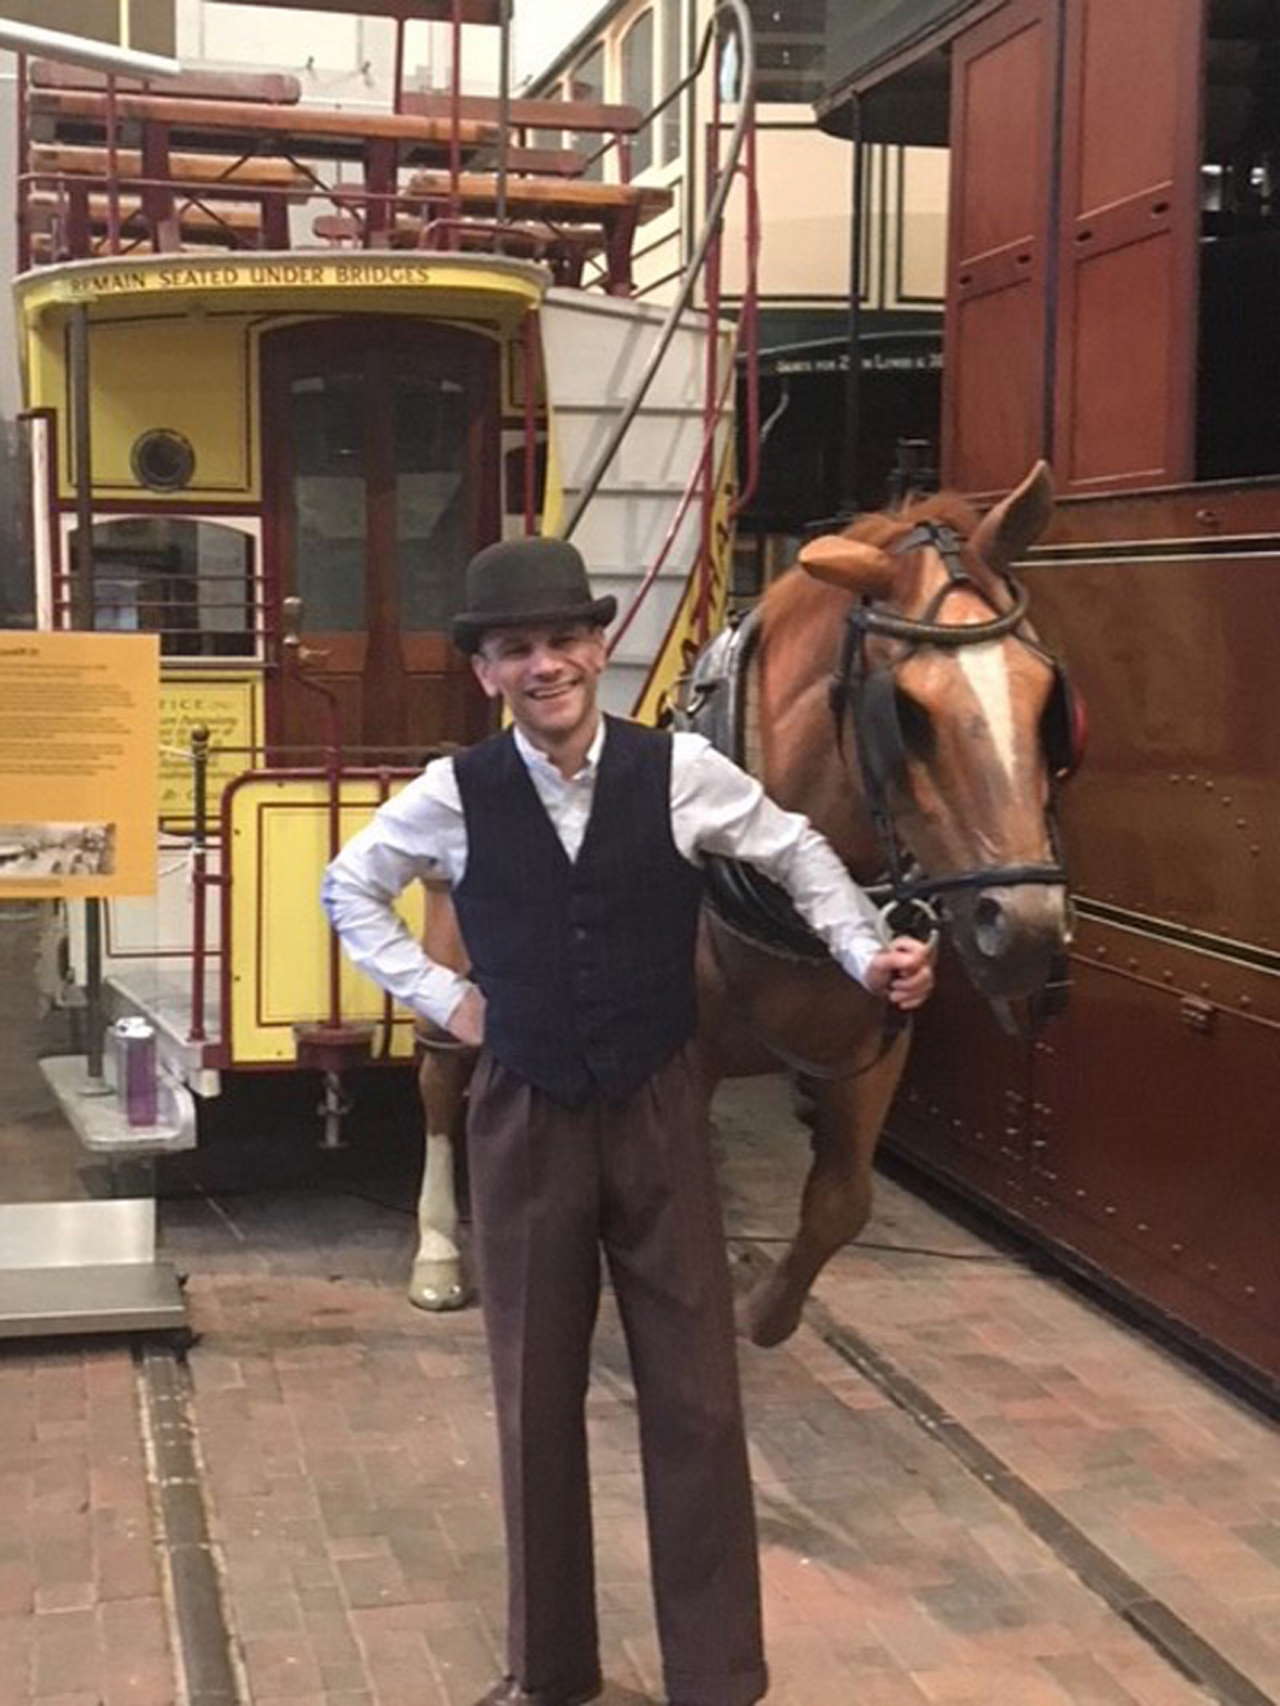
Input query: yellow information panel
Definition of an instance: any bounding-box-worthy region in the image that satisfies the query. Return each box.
[0,631,158,897]
[159,674,261,828]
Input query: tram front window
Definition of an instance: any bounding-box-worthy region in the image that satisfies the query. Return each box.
[290,371,367,632]
[70,518,256,657]
[395,375,468,631]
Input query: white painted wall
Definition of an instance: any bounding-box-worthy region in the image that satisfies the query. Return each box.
[513,0,604,89]
[176,0,502,101]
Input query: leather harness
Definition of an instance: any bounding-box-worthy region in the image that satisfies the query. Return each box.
[676,520,1079,1031]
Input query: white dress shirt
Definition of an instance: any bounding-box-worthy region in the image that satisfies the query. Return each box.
[321,718,889,1030]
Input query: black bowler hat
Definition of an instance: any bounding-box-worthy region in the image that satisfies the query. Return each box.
[452,536,617,654]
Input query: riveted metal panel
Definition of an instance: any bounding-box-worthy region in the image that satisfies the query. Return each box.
[1023,545,1280,954]
[1026,915,1280,1384]
[888,942,1035,1203]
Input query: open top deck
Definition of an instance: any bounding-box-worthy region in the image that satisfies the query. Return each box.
[17,0,663,295]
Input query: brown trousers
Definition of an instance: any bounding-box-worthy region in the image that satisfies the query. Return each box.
[466,1044,767,1706]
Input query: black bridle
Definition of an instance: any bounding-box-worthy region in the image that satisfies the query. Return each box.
[830,519,1070,936]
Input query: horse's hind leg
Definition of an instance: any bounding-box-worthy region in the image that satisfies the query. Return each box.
[409,1037,476,1312]
[743,1035,908,1347]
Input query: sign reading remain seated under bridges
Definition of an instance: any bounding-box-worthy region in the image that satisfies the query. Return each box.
[63,257,445,296]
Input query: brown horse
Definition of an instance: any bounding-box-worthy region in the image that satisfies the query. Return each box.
[408,462,1075,1343]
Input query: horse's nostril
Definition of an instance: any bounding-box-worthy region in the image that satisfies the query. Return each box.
[974,896,1008,957]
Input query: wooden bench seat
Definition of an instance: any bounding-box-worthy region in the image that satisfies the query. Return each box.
[403,92,644,134]
[402,170,671,293]
[29,144,312,189]
[29,88,499,158]
[30,60,302,104]
[25,90,502,258]
[403,170,671,223]
[469,145,586,178]
[30,190,261,247]
[30,233,232,259]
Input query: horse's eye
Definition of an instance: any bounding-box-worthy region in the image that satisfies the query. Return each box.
[895,688,935,759]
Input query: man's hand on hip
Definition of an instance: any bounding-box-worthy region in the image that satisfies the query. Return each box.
[864,937,936,1010]
[445,986,487,1048]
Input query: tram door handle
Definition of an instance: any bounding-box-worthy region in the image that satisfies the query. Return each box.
[281,595,331,668]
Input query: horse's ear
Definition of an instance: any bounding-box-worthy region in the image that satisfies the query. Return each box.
[971,460,1055,571]
[798,535,897,597]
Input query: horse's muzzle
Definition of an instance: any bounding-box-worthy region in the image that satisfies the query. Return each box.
[947,882,1070,999]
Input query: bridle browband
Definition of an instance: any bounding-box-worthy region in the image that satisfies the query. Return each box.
[832,519,1069,928]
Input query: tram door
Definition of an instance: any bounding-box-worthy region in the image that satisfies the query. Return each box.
[263,318,499,757]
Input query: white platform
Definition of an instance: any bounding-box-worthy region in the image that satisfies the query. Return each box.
[40,1053,197,1156]
[0,1198,187,1339]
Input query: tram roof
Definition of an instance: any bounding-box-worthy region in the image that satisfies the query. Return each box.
[816,0,984,140]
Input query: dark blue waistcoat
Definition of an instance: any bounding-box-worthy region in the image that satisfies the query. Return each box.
[452,716,705,1106]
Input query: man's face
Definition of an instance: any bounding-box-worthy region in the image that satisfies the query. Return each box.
[471,621,607,744]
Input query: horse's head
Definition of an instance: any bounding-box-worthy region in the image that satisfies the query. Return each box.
[791,461,1083,1004]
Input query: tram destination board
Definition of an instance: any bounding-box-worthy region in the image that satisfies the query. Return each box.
[53,256,447,298]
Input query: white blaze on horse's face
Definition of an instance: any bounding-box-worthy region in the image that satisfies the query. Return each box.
[956,641,1017,781]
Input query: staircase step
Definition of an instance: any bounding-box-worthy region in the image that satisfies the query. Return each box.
[561,481,691,499]
[552,401,710,419]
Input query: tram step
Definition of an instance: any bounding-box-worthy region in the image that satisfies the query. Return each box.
[552,401,709,418]
[561,480,692,498]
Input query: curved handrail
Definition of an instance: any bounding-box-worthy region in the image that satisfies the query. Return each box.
[560,0,756,543]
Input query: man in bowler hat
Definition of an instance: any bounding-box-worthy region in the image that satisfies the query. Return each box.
[322,537,934,1706]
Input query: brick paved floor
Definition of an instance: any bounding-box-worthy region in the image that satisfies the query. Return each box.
[4,1069,1276,1706]
[152,1073,1275,1706]
[717,1079,1280,1704]
[0,1339,175,1706]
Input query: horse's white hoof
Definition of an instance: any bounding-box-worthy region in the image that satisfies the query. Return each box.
[408,1258,470,1312]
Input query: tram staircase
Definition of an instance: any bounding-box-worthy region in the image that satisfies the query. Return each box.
[540,287,735,719]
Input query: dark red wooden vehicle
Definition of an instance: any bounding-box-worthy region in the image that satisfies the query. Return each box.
[819,0,1280,1397]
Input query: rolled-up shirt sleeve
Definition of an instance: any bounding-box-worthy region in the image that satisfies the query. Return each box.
[320,759,473,1029]
[672,734,888,987]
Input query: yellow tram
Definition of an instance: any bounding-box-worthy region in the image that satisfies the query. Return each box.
[16,0,753,1148]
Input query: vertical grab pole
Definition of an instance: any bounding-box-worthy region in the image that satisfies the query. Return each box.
[731,99,760,515]
[188,725,209,1044]
[448,0,463,242]
[393,15,406,114]
[842,94,865,515]
[106,74,121,253]
[71,307,95,633]
[376,768,395,1059]
[523,310,538,533]
[696,26,724,645]
[16,52,28,274]
[326,741,342,1029]
[496,0,511,235]
[71,304,104,1079]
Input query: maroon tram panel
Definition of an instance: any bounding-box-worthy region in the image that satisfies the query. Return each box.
[851,0,1280,1394]
[1052,0,1203,493]
[942,0,1058,498]
[889,486,1280,1391]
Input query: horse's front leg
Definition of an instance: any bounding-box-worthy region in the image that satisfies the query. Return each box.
[743,1032,909,1347]
[409,1033,477,1312]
